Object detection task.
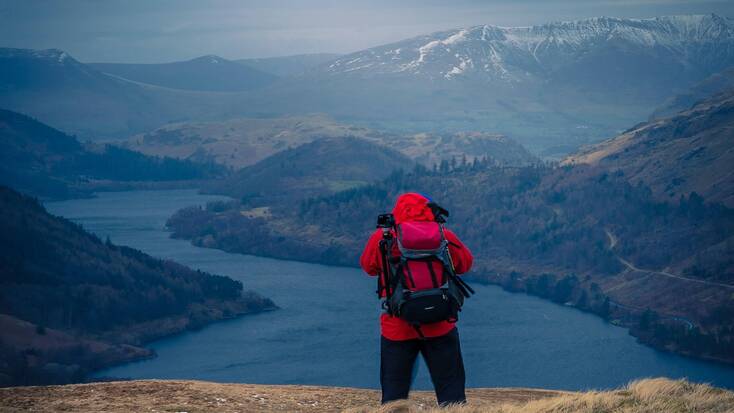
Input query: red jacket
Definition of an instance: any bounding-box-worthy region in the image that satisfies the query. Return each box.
[360,193,473,341]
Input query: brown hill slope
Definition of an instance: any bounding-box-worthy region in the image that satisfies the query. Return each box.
[0,378,730,413]
[563,89,734,207]
[204,137,415,204]
[123,115,536,170]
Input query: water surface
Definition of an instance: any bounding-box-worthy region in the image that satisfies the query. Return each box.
[46,190,734,390]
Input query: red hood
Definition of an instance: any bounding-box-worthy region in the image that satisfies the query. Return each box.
[392,192,434,224]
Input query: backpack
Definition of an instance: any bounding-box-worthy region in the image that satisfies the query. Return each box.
[379,220,472,329]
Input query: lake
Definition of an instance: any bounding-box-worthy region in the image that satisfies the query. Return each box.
[46,189,734,390]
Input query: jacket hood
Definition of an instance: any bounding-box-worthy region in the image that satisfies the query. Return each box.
[392,192,434,224]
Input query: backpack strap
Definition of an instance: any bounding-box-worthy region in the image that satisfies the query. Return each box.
[426,261,439,287]
[411,323,426,340]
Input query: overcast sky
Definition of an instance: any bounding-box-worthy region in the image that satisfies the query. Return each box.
[1,0,732,63]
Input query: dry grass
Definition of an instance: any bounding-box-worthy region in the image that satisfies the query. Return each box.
[350,378,734,413]
[0,378,731,412]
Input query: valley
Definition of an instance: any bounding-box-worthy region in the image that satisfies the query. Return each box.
[166,89,734,365]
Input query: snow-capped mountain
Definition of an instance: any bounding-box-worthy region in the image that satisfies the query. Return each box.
[325,14,734,82]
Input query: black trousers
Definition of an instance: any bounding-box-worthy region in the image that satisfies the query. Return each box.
[380,327,466,406]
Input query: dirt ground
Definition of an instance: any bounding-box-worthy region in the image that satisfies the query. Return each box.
[0,380,564,412]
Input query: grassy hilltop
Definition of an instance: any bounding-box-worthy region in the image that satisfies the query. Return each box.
[0,378,731,412]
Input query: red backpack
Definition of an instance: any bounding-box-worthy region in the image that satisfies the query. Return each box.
[376,216,473,331]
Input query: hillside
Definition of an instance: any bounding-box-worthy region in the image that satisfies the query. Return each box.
[0,378,731,412]
[0,109,223,199]
[0,186,276,386]
[122,115,392,169]
[651,67,734,120]
[124,115,536,170]
[563,89,734,207]
[203,137,414,204]
[90,55,277,92]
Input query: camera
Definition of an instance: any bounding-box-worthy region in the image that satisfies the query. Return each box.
[376,213,395,229]
[427,202,449,223]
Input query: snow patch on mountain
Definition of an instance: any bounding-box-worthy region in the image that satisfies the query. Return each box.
[325,14,734,82]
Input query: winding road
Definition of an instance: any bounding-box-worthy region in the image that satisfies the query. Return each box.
[604,229,734,290]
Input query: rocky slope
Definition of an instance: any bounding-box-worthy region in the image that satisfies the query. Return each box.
[0,378,730,412]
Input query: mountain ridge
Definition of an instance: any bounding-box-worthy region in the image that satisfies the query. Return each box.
[324,14,734,80]
[90,55,276,92]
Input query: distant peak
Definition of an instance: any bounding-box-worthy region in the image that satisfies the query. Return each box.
[192,54,227,64]
[0,47,76,64]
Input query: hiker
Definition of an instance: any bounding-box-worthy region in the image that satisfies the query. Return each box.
[360,192,474,406]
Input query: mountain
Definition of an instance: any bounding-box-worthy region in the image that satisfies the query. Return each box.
[0,186,276,386]
[0,48,246,140]
[237,53,341,77]
[564,89,734,207]
[5,15,733,152]
[203,136,415,204]
[90,55,277,92]
[0,48,166,139]
[124,115,536,170]
[0,109,223,199]
[326,15,733,86]
[250,14,734,155]
[650,66,734,119]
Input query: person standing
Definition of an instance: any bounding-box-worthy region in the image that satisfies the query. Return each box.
[359,192,473,406]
